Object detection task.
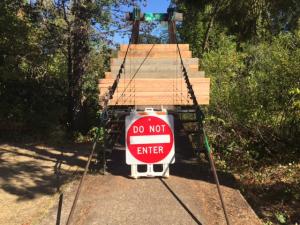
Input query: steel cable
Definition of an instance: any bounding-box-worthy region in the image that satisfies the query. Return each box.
[114,44,156,105]
[65,133,99,225]
[101,38,132,119]
[172,25,231,225]
[65,39,133,225]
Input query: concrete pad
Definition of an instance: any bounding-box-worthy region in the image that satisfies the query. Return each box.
[40,155,262,225]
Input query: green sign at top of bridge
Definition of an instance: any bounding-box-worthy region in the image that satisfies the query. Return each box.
[144,13,168,22]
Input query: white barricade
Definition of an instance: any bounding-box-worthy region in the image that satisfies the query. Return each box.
[130,164,170,179]
[126,108,175,178]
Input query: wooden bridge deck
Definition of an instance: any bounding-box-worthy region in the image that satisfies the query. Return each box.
[99,44,210,106]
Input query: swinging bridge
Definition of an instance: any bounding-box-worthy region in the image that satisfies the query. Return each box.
[99,8,210,108]
[65,7,233,225]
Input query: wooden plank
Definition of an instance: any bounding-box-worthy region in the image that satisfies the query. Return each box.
[189,64,199,72]
[118,51,192,58]
[99,79,210,91]
[104,72,113,78]
[98,82,210,92]
[188,68,199,72]
[106,95,209,105]
[99,78,210,84]
[189,64,199,69]
[106,93,209,99]
[99,81,209,93]
[98,83,209,93]
[100,98,210,105]
[121,49,190,54]
[108,65,204,74]
[104,71,205,78]
[110,64,189,71]
[98,89,209,94]
[110,58,199,66]
[99,92,209,100]
[99,91,209,97]
[98,42,210,106]
[98,77,210,105]
[120,44,189,51]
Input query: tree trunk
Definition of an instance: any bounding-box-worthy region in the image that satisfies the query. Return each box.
[62,0,75,135]
[67,33,74,134]
[202,15,215,52]
[70,0,90,133]
[202,0,223,53]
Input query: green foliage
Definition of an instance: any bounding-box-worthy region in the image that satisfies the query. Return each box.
[77,44,111,134]
[202,30,300,163]
[0,1,120,140]
[175,0,300,53]
[0,77,67,139]
[275,211,287,224]
[243,31,300,137]
[202,34,244,119]
[139,33,162,44]
[175,2,300,223]
[175,0,212,56]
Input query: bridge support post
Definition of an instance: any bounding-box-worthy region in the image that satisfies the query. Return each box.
[168,7,176,44]
[131,7,141,44]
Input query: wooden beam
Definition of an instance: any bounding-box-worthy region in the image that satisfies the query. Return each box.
[117,50,192,58]
[119,44,189,51]
[104,71,205,79]
[98,78,210,106]
[106,96,209,106]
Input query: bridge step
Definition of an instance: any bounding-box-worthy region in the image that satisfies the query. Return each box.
[99,78,209,87]
[99,78,210,106]
[120,44,189,51]
[110,65,199,74]
[111,58,199,66]
[105,71,205,78]
[106,97,209,106]
[118,50,192,58]
[100,44,210,106]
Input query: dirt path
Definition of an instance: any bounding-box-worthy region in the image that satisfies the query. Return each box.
[41,151,262,225]
[0,143,90,225]
[0,143,262,225]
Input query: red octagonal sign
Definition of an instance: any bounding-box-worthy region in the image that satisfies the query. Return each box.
[126,112,175,165]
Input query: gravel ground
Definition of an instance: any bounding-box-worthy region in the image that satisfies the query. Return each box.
[41,150,262,225]
[0,143,89,225]
[0,143,262,225]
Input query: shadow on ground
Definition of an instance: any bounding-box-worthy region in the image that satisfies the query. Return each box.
[0,143,92,200]
[106,149,237,189]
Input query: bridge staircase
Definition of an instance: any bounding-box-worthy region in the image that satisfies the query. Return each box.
[98,44,210,159]
[99,44,209,106]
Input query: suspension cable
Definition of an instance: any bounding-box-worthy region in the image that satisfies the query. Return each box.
[65,39,133,225]
[102,39,132,106]
[65,131,99,225]
[173,26,231,225]
[114,44,156,105]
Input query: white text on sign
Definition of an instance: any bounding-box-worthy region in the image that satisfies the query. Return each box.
[133,125,166,134]
[131,124,170,155]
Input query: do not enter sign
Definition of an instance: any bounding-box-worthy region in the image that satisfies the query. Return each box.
[126,112,175,165]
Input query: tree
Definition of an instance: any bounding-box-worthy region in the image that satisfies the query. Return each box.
[139,33,162,44]
[0,0,140,139]
[174,0,300,50]
[36,0,139,136]
[173,0,300,160]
